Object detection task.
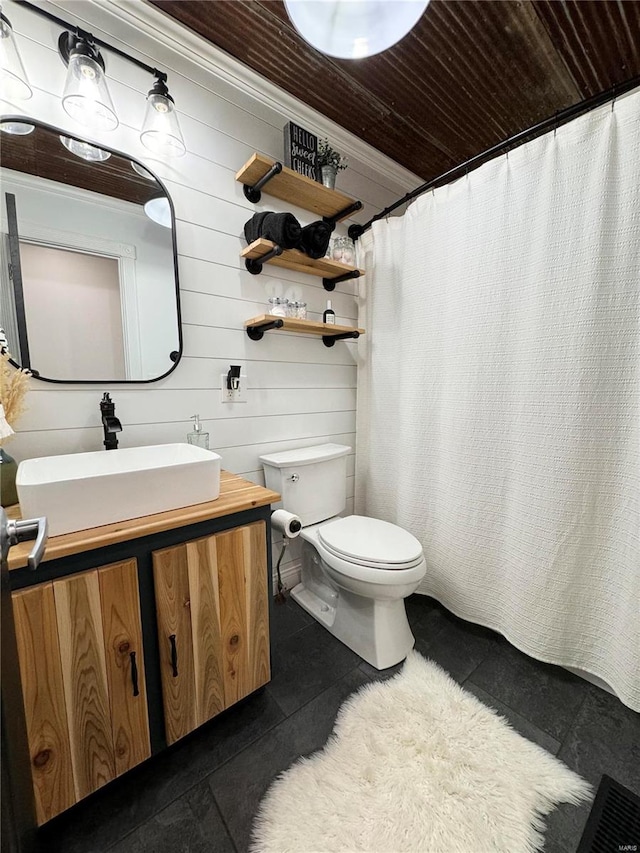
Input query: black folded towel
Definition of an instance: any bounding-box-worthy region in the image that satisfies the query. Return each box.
[243,211,301,249]
[298,220,335,259]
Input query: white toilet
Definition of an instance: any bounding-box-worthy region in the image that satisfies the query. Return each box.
[260,443,426,669]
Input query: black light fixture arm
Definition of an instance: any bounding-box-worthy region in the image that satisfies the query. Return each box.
[350,74,640,241]
[18,0,160,76]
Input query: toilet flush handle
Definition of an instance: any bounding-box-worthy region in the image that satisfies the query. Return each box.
[287,473,299,483]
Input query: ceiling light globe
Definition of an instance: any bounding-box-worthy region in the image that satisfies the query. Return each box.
[284,0,429,59]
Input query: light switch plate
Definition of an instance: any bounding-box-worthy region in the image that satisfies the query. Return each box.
[220,373,247,403]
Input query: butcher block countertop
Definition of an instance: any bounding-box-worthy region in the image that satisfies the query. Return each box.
[6,470,280,571]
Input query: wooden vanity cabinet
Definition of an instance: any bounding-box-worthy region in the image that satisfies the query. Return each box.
[12,559,150,825]
[7,481,276,831]
[153,521,270,745]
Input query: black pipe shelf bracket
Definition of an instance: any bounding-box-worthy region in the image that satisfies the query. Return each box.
[323,330,360,347]
[245,244,284,275]
[242,161,283,203]
[348,223,365,241]
[323,200,364,228]
[246,318,284,341]
[323,268,361,292]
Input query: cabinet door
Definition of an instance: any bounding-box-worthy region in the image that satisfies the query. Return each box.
[12,584,76,825]
[53,570,116,799]
[153,542,198,745]
[98,560,151,776]
[153,521,270,745]
[12,560,150,824]
[217,522,270,705]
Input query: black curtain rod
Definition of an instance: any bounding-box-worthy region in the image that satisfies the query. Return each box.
[17,0,161,78]
[349,75,640,241]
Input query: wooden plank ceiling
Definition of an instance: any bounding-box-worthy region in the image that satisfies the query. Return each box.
[151,0,640,181]
[1,124,162,206]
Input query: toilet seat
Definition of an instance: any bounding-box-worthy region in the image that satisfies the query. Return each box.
[318,515,424,571]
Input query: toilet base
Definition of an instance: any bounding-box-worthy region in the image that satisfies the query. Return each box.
[290,581,415,670]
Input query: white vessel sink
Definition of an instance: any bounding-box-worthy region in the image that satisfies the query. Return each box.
[17,444,221,537]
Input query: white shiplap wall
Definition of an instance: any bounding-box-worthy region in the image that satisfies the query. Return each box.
[2,0,418,585]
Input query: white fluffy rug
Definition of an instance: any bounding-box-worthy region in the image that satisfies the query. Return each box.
[251,653,592,853]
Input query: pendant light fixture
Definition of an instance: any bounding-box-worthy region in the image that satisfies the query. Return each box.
[4,2,189,159]
[284,0,429,59]
[0,6,33,101]
[140,73,186,158]
[58,30,118,131]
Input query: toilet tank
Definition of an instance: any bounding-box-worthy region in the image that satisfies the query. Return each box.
[259,443,350,526]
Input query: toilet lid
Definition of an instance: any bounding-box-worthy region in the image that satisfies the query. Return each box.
[318,516,423,569]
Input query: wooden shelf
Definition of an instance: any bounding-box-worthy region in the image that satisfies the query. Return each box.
[244,315,365,347]
[242,238,364,289]
[236,153,362,222]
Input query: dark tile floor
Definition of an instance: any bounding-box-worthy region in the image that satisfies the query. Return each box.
[38,594,640,853]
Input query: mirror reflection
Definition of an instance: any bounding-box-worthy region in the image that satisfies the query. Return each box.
[0,119,181,383]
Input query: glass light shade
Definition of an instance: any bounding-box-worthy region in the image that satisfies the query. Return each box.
[60,135,111,162]
[144,196,172,228]
[140,93,186,158]
[284,0,429,59]
[62,52,118,131]
[131,160,157,181]
[0,120,35,135]
[0,14,33,101]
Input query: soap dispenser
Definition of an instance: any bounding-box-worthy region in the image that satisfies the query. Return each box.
[187,414,209,449]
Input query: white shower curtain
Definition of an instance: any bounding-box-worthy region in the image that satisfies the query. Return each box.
[356,90,640,711]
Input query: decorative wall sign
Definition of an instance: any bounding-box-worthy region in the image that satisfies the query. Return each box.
[283,122,318,181]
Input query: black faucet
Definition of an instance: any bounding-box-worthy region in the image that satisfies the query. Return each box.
[100,393,122,451]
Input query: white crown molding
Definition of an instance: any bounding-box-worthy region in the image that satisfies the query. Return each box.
[51,0,421,193]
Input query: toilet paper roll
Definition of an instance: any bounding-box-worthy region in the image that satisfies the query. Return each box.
[271,509,302,538]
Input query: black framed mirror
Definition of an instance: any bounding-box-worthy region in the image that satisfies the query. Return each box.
[0,117,182,383]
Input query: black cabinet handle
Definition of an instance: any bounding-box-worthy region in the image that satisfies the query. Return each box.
[169,634,178,677]
[130,651,139,697]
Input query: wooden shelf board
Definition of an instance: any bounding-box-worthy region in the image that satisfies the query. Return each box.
[244,315,365,337]
[236,153,358,221]
[241,238,364,279]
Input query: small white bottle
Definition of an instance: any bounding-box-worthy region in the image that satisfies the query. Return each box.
[323,300,336,325]
[187,414,209,449]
